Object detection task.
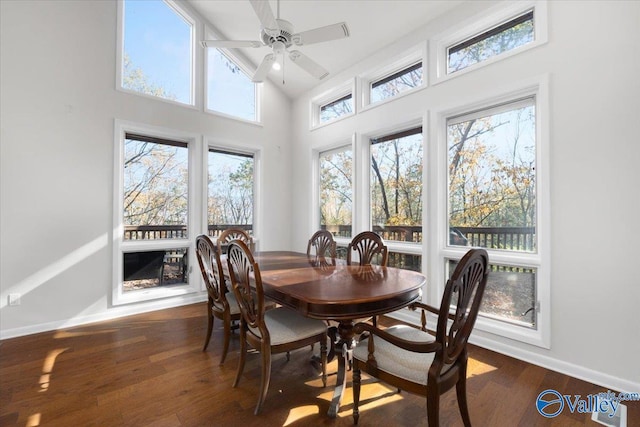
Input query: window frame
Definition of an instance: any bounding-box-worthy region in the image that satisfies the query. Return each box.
[429,75,550,348]
[112,120,202,306]
[359,47,426,111]
[429,0,548,85]
[310,79,356,129]
[203,26,262,125]
[315,142,356,245]
[204,142,261,247]
[361,120,426,269]
[116,0,198,108]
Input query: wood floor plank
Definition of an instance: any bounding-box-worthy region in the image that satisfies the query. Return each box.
[1,303,637,426]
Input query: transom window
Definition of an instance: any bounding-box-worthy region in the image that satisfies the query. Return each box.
[206,48,257,122]
[370,62,423,104]
[447,10,534,74]
[320,94,353,123]
[121,0,194,105]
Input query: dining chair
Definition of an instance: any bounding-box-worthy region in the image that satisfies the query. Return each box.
[226,240,328,415]
[306,230,337,266]
[351,248,489,426]
[195,234,241,364]
[217,228,254,254]
[347,231,388,267]
[347,231,388,326]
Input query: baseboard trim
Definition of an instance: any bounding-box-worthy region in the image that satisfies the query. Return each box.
[387,309,639,394]
[0,293,207,341]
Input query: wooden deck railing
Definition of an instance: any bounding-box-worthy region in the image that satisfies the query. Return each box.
[124,224,535,251]
[124,224,252,240]
[322,225,535,251]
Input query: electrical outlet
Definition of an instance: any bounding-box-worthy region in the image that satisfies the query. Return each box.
[8,293,21,306]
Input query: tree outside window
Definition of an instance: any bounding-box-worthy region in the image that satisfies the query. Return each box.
[319,147,352,237]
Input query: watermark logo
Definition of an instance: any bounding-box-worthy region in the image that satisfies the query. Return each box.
[535,389,639,419]
[536,389,564,418]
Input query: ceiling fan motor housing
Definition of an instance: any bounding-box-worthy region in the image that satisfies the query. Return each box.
[261,19,294,49]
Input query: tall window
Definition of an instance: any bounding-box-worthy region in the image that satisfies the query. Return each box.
[319,146,353,238]
[115,130,193,303]
[370,127,423,272]
[121,0,193,105]
[447,97,538,328]
[207,48,257,121]
[207,149,254,237]
[370,62,423,104]
[370,127,423,243]
[447,10,534,74]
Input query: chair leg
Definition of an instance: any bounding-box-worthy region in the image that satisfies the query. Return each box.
[255,348,272,415]
[456,359,471,427]
[202,302,213,351]
[233,327,247,388]
[220,314,231,365]
[426,385,440,427]
[353,366,361,425]
[320,335,327,387]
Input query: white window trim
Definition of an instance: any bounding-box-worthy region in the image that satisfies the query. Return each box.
[112,120,203,306]
[359,44,427,112]
[116,0,200,109]
[202,138,262,250]
[312,136,357,247]
[428,74,551,348]
[310,79,357,130]
[203,26,263,125]
[429,0,548,85]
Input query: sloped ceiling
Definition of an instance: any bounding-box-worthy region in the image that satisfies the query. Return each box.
[188,0,464,99]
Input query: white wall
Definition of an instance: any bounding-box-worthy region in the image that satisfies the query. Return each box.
[0,1,291,335]
[290,1,640,392]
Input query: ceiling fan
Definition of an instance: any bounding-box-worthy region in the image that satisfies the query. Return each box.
[200,0,350,83]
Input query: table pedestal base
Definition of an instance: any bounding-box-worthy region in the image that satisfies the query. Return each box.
[327,320,356,418]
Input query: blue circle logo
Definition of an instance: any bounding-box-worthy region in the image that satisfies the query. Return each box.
[536,389,564,418]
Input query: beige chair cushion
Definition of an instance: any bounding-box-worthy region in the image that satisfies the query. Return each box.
[250,307,326,346]
[352,325,436,385]
[212,292,241,316]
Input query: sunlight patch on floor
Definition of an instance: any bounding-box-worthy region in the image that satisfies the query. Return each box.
[26,413,41,426]
[467,357,498,376]
[283,405,320,426]
[39,348,68,392]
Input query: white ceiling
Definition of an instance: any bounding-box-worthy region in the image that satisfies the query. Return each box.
[188,0,464,99]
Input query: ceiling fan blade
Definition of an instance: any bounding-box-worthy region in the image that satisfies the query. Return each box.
[200,40,262,49]
[252,53,276,82]
[289,50,329,80]
[292,22,350,46]
[249,0,280,37]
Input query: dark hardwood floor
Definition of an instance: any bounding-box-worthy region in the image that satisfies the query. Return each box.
[1,303,637,426]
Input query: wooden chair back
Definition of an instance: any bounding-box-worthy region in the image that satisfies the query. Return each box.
[306,230,337,265]
[435,248,489,367]
[226,240,265,339]
[217,228,254,254]
[347,231,388,266]
[195,234,227,308]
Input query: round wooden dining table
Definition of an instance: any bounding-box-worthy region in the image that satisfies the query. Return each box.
[252,251,426,418]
